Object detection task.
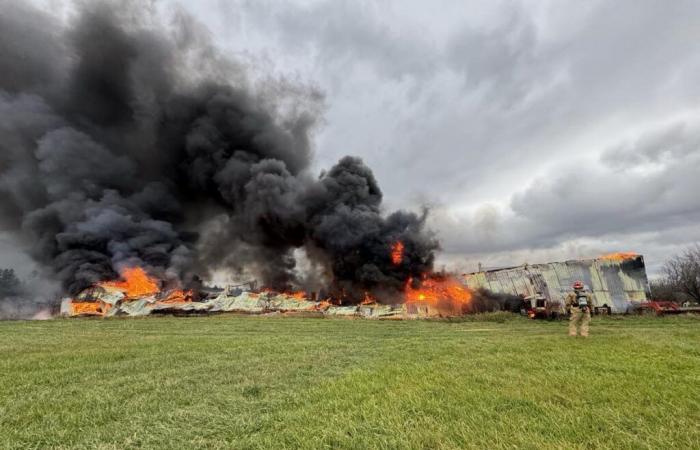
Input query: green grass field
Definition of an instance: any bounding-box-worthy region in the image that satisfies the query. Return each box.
[1,314,698,449]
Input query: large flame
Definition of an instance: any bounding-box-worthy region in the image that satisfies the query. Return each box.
[391,241,404,265]
[599,252,638,262]
[70,301,105,315]
[404,275,472,315]
[99,267,160,298]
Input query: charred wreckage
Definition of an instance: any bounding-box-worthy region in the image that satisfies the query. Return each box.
[60,253,652,319]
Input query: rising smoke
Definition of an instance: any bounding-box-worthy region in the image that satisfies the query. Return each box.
[0,1,438,300]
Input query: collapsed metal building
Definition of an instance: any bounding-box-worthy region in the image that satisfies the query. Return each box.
[60,288,430,319]
[59,255,652,318]
[461,255,650,313]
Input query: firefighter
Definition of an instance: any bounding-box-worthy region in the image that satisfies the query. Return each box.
[566,280,592,337]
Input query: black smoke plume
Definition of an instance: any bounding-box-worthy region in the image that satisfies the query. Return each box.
[0,1,438,300]
[467,289,524,314]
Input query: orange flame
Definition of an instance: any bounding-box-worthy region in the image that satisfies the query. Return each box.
[317,300,333,310]
[99,267,160,298]
[391,241,404,265]
[361,291,376,305]
[404,275,472,315]
[70,301,106,316]
[159,289,193,304]
[263,289,308,300]
[599,252,638,262]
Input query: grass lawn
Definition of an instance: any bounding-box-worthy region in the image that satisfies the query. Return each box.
[1,314,698,449]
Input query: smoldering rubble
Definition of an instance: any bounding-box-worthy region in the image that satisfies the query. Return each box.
[60,280,517,319]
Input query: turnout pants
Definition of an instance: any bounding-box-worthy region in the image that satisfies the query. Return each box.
[569,307,591,336]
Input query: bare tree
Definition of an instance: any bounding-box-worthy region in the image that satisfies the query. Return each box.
[649,278,685,302]
[662,244,700,303]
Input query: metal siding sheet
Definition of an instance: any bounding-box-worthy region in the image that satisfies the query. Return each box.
[539,266,563,303]
[505,270,527,296]
[498,271,518,296]
[551,263,573,298]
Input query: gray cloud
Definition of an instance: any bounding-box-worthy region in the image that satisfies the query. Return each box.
[431,119,700,274]
[510,120,700,244]
[205,0,699,198]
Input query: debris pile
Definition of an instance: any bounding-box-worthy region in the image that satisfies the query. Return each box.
[60,266,481,319]
[61,287,445,319]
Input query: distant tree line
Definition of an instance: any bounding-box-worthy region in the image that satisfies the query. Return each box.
[0,268,23,298]
[649,245,700,304]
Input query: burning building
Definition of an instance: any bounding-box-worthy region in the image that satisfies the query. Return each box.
[59,263,479,319]
[0,2,445,313]
[461,253,650,314]
[58,252,649,319]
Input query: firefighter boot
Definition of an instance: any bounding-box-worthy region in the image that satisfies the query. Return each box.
[580,308,591,337]
[568,308,582,336]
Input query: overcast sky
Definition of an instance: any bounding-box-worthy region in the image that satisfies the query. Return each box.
[17,0,700,276]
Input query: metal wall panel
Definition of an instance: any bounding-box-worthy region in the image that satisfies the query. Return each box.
[461,256,650,313]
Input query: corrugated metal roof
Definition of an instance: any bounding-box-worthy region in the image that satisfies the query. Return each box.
[461,256,650,313]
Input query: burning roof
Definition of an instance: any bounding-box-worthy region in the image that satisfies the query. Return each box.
[60,227,489,319]
[61,288,462,320]
[598,252,639,262]
[62,264,482,319]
